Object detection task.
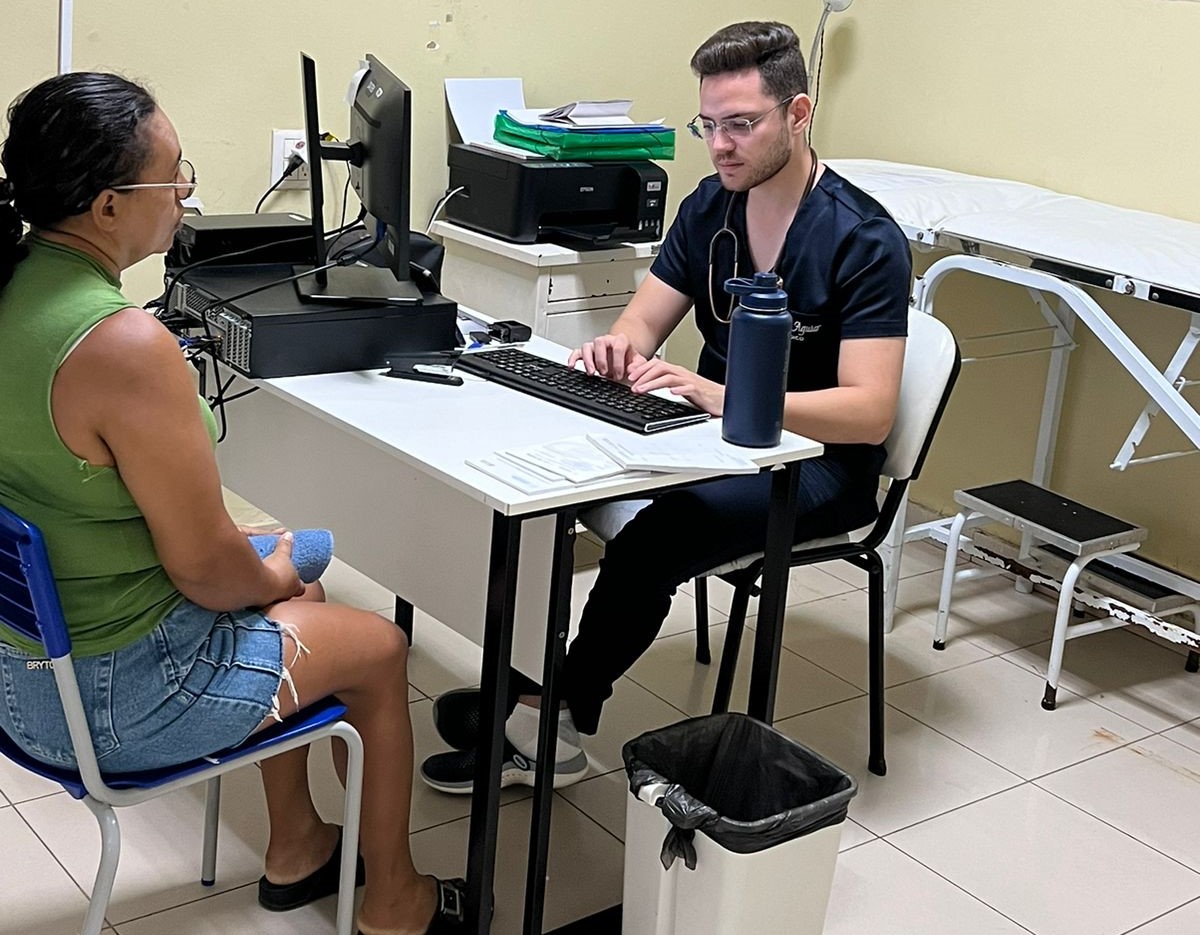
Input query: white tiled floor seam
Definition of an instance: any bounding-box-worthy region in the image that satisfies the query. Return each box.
[867,838,1039,935]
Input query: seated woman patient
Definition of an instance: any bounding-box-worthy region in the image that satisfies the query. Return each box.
[0,72,459,935]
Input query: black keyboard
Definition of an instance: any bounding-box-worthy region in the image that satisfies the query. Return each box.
[455,347,711,434]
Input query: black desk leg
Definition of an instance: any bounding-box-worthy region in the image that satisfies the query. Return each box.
[466,514,523,934]
[524,510,577,935]
[393,597,414,644]
[747,464,801,723]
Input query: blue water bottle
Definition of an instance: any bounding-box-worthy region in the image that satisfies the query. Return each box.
[721,272,791,447]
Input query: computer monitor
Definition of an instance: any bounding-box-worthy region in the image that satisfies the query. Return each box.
[295,52,422,305]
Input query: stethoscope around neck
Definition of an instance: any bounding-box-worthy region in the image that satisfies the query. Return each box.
[706,147,819,324]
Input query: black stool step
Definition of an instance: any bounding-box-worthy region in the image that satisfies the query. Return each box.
[955,480,1147,557]
[1036,544,1190,613]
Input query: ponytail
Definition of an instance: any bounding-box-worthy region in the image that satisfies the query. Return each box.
[0,177,26,292]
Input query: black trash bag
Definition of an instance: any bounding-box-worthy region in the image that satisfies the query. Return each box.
[623,713,856,870]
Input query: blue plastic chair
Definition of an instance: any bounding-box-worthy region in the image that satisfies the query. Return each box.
[0,503,363,935]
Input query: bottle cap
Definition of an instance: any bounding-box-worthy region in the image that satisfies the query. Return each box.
[723,272,787,311]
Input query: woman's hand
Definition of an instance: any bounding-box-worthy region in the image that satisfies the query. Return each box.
[260,531,305,604]
[625,358,726,415]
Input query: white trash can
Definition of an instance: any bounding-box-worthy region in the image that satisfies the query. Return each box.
[621,714,856,935]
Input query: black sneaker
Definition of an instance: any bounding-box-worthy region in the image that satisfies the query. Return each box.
[419,740,588,795]
[432,687,484,751]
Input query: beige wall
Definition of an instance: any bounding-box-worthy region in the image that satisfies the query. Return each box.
[802,0,1200,576]
[3,1,771,303]
[3,2,1197,574]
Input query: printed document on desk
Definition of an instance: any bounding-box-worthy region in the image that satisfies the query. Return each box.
[588,433,758,475]
[467,432,759,494]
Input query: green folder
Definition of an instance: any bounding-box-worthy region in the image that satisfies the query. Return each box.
[493,112,675,161]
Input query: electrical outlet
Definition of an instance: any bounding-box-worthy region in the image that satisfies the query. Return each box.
[270,129,309,189]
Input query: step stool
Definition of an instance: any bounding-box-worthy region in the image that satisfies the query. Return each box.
[934,480,1149,710]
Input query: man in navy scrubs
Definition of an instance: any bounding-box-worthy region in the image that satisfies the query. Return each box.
[422,20,911,793]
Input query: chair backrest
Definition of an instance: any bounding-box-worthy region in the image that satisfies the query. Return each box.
[880,309,961,483]
[0,503,71,658]
[0,502,113,795]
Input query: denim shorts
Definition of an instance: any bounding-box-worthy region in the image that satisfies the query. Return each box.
[0,600,285,773]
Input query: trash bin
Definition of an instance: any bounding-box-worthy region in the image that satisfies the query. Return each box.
[621,713,856,935]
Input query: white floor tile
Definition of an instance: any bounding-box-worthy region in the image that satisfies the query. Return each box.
[821,537,958,589]
[558,769,630,843]
[1127,898,1200,934]
[887,656,1152,778]
[779,590,991,689]
[408,797,625,935]
[837,818,876,852]
[15,732,366,925]
[627,621,861,722]
[0,755,64,805]
[398,610,484,700]
[221,488,278,527]
[703,563,858,617]
[1004,628,1200,732]
[776,697,1022,836]
[0,807,92,935]
[897,568,1058,655]
[824,839,1029,935]
[112,881,345,935]
[18,764,270,924]
[319,556,395,613]
[584,676,692,777]
[889,784,1200,935]
[1162,717,1200,755]
[1037,734,1200,870]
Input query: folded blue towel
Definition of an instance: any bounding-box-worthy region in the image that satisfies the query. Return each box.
[249,529,334,584]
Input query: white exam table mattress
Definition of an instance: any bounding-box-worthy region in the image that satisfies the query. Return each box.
[826,159,1200,299]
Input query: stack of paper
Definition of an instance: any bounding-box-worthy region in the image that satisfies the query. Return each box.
[505,100,667,132]
[467,434,758,494]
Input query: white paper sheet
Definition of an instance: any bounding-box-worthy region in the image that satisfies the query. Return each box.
[444,77,536,159]
[587,434,758,475]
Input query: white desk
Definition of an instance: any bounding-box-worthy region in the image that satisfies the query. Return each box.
[215,335,823,934]
[431,221,657,348]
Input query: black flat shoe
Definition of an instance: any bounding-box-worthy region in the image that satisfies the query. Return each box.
[258,828,366,912]
[356,877,467,935]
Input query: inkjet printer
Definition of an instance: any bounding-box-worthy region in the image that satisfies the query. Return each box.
[444,143,668,248]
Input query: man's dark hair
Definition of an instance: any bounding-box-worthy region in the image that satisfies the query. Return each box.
[0,72,157,290]
[690,21,808,101]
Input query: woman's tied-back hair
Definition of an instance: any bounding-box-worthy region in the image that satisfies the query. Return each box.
[689,21,808,102]
[0,72,157,290]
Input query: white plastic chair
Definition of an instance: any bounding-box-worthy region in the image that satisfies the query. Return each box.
[582,309,960,776]
[0,503,363,935]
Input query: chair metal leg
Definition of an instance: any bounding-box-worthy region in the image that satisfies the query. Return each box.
[866,553,887,776]
[82,797,121,935]
[933,510,970,650]
[694,577,711,665]
[1187,607,1200,674]
[201,776,221,886]
[880,493,908,635]
[333,722,365,935]
[711,581,752,715]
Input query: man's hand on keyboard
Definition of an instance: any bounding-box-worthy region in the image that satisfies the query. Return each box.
[569,334,648,383]
[626,358,725,416]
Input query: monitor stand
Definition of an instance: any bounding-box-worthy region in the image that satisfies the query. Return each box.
[294,265,423,306]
